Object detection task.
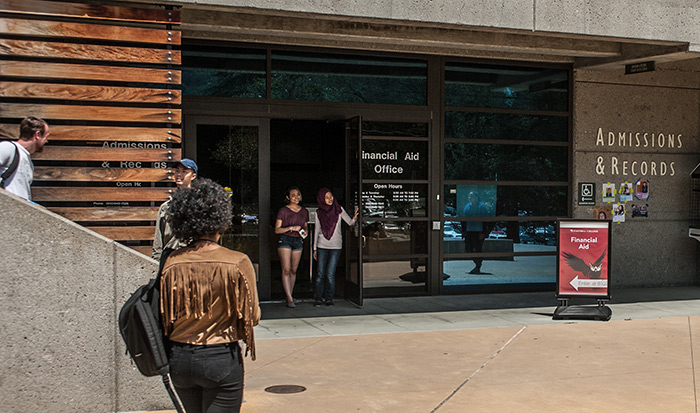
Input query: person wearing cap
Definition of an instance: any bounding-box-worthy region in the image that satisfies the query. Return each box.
[152,158,198,260]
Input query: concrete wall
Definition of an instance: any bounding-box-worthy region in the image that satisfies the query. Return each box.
[0,190,172,412]
[169,0,700,49]
[572,58,700,287]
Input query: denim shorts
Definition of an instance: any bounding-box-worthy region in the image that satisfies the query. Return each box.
[278,234,303,251]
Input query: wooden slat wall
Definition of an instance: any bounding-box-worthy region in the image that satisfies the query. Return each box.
[0,0,181,255]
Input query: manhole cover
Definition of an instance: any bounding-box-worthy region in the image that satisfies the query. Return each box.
[264,385,307,394]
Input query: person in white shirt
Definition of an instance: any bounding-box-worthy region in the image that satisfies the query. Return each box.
[0,117,50,201]
[312,188,358,307]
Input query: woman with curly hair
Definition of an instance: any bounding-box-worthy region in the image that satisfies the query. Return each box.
[161,178,261,413]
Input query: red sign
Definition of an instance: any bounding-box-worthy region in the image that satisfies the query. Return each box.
[556,220,611,298]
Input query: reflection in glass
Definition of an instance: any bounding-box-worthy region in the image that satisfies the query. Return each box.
[182,46,266,98]
[445,111,568,142]
[196,125,259,261]
[443,185,568,218]
[445,63,568,111]
[271,50,427,105]
[363,260,426,288]
[362,221,428,256]
[442,256,556,292]
[442,220,557,249]
[444,143,568,181]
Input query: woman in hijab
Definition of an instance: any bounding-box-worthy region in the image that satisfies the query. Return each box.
[312,188,358,307]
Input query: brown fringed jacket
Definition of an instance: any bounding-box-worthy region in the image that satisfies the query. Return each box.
[160,246,261,359]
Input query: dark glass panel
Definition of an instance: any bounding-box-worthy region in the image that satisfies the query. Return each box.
[444,185,568,218]
[271,51,427,105]
[443,143,568,181]
[445,111,568,142]
[182,46,266,98]
[445,63,568,111]
[196,125,259,261]
[362,121,428,138]
[362,221,429,256]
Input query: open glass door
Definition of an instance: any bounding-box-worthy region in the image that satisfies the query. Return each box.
[345,116,363,306]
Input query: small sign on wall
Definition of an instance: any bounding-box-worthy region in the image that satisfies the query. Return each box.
[578,182,595,205]
[625,61,655,74]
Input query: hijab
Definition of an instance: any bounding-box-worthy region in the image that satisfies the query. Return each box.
[316,188,343,240]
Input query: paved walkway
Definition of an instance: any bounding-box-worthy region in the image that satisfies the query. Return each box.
[144,287,700,412]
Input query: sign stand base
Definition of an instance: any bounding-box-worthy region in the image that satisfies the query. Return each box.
[553,299,612,321]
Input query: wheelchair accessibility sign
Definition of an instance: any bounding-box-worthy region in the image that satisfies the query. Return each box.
[578,182,595,206]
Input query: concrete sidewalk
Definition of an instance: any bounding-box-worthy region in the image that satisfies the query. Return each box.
[145,287,700,412]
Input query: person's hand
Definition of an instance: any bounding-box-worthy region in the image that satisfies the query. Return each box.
[313,250,317,260]
[353,206,359,218]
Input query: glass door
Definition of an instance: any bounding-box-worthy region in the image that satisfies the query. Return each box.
[185,116,270,298]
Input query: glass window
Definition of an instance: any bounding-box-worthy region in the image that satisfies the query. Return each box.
[443,185,568,218]
[196,124,259,261]
[363,259,426,289]
[445,111,568,142]
[362,121,428,138]
[271,50,427,105]
[442,219,558,248]
[442,255,556,292]
[182,46,266,98]
[444,143,568,181]
[362,221,429,256]
[445,63,568,111]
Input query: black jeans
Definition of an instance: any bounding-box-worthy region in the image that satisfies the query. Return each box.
[169,342,244,413]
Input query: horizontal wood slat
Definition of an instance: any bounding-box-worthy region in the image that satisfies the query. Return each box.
[0,39,181,64]
[0,82,181,104]
[0,61,180,84]
[34,166,174,182]
[0,17,181,45]
[86,225,155,241]
[33,147,181,162]
[49,206,159,221]
[33,187,172,202]
[130,245,153,256]
[0,103,181,123]
[0,0,180,24]
[0,124,181,143]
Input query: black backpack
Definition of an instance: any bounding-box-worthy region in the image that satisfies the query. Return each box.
[0,140,19,189]
[119,249,184,412]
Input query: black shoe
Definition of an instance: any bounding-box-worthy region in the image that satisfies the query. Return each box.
[325,301,334,306]
[313,301,322,307]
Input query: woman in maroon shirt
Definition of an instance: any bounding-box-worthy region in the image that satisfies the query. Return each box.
[274,186,309,307]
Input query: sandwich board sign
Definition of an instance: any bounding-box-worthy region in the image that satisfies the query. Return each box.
[554,219,612,320]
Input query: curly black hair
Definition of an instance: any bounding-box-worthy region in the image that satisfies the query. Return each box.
[166,178,233,242]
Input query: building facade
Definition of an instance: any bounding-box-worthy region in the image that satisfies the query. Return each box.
[1,0,698,302]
